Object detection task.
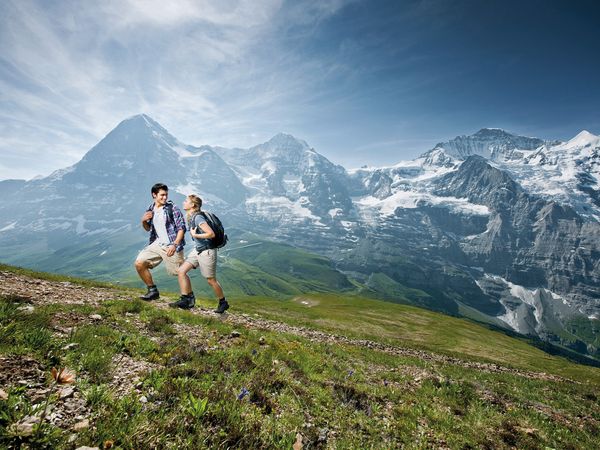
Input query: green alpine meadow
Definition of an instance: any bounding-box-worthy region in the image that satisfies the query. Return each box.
[1,263,599,449]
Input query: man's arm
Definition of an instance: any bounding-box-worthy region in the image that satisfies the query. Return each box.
[166,228,185,257]
[141,211,153,231]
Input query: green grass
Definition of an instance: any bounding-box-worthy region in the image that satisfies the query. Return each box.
[0,263,124,290]
[1,265,600,448]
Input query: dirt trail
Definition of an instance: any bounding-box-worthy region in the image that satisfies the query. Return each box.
[0,270,571,383]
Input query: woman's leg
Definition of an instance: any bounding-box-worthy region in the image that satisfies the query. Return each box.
[177,261,195,295]
[206,277,224,299]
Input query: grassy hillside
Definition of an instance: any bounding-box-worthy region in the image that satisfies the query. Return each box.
[1,264,599,449]
[1,236,361,299]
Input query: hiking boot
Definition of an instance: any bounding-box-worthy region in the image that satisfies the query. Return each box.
[214,297,229,314]
[169,293,195,310]
[140,285,159,301]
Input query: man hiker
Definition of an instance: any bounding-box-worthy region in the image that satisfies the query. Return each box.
[134,183,186,301]
[172,193,229,313]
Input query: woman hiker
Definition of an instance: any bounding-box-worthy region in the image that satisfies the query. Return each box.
[170,194,229,313]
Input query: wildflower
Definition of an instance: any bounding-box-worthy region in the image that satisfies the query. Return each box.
[345,369,354,379]
[237,387,250,401]
[252,349,258,355]
[104,440,115,449]
[51,367,75,384]
[36,367,76,437]
[383,380,389,386]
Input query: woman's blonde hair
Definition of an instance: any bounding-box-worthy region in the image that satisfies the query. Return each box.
[186,194,202,221]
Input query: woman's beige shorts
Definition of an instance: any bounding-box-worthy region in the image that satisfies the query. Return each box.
[185,248,217,278]
[135,241,183,276]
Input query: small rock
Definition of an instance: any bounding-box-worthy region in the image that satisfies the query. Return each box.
[59,386,75,399]
[0,388,8,400]
[139,395,148,403]
[62,343,79,351]
[259,336,266,345]
[75,447,100,450]
[68,434,78,443]
[17,305,35,314]
[230,331,241,338]
[12,415,40,436]
[72,419,90,431]
[292,433,303,450]
[13,422,35,436]
[89,314,102,321]
[318,428,329,442]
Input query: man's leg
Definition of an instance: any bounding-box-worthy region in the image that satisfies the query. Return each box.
[135,259,154,286]
[135,244,162,301]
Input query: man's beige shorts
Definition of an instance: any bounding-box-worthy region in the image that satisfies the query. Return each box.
[185,248,217,278]
[136,241,183,276]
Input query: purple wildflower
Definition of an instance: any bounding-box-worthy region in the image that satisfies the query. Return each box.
[346,369,354,379]
[237,387,250,401]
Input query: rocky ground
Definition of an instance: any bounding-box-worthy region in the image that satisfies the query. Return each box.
[0,269,590,448]
[0,270,570,383]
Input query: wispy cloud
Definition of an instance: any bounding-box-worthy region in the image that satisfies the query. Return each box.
[2,0,598,179]
[0,0,354,179]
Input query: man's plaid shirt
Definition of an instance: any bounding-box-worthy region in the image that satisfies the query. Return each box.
[145,201,186,252]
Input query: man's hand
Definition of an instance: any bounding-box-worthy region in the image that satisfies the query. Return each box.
[166,245,176,257]
[142,211,153,223]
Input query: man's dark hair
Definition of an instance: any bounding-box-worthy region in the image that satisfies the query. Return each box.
[151,183,169,195]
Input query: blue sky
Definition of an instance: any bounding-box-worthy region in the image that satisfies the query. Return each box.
[1,0,599,180]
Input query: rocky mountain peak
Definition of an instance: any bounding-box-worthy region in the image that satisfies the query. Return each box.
[114,114,179,146]
[562,130,600,150]
[266,132,310,148]
[79,114,182,165]
[423,129,545,162]
[251,133,311,163]
[472,128,514,139]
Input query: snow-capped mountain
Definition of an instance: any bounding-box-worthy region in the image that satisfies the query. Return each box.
[215,133,355,226]
[495,130,600,220]
[420,128,600,221]
[1,117,599,360]
[423,128,546,161]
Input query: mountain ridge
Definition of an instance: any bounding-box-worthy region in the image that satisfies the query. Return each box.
[2,115,600,362]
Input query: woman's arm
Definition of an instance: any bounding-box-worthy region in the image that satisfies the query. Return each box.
[191,222,215,239]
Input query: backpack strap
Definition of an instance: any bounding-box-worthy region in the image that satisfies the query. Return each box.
[188,211,200,230]
[164,201,175,224]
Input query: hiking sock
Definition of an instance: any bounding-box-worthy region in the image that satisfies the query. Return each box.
[186,292,196,308]
[169,292,195,309]
[140,285,159,301]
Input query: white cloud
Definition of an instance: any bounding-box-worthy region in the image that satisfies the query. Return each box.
[105,0,283,28]
[0,0,357,180]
